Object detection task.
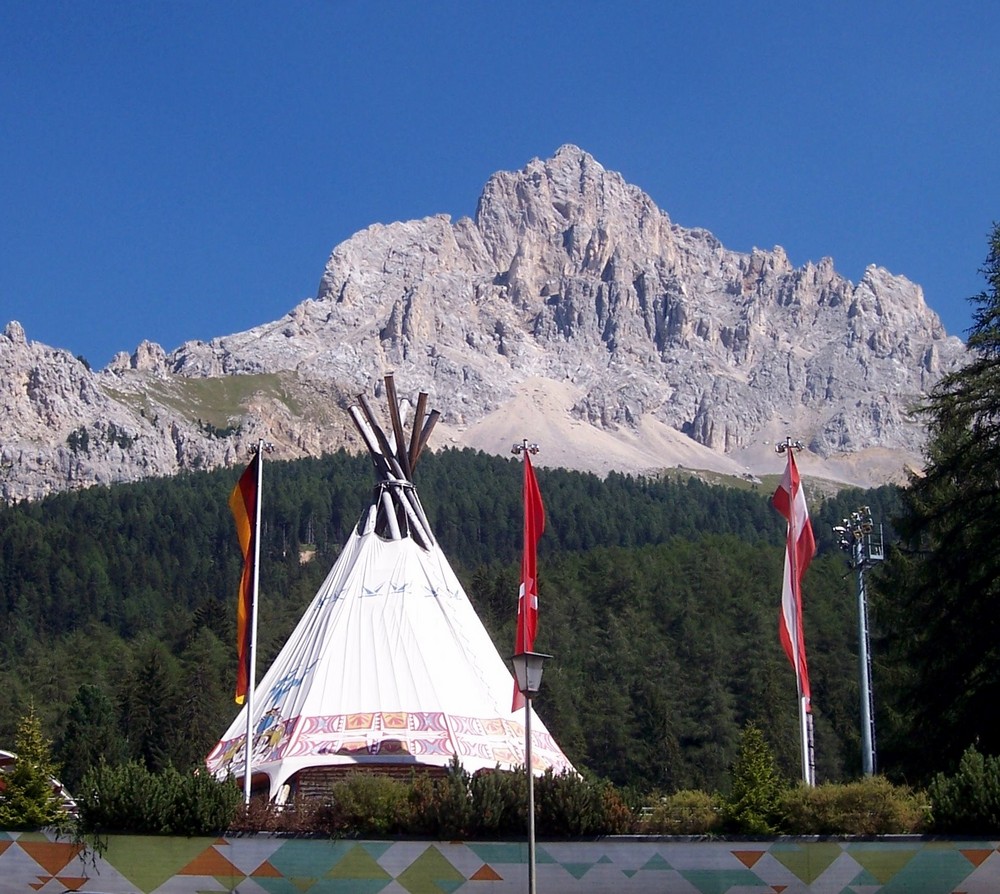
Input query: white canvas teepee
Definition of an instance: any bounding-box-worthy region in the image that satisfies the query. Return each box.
[206,376,575,800]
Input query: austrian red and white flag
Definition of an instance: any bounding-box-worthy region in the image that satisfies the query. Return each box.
[512,450,545,710]
[772,448,816,711]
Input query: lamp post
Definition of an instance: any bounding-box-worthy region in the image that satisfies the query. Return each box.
[510,651,550,894]
[833,506,884,776]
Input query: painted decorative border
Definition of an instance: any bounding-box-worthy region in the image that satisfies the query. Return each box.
[2,832,999,893]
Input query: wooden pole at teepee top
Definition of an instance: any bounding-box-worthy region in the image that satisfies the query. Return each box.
[348,407,392,480]
[411,409,441,467]
[407,391,429,470]
[356,394,404,479]
[346,383,436,548]
[383,375,412,481]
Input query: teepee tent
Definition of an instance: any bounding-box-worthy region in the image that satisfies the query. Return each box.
[206,376,575,801]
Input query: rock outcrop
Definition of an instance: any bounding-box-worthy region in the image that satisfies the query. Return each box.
[1,146,964,502]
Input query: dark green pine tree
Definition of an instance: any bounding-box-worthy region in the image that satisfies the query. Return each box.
[117,637,182,773]
[58,683,129,791]
[174,628,234,771]
[0,706,70,830]
[877,222,1000,779]
[723,721,785,834]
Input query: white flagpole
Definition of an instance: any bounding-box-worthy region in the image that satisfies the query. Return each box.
[243,440,264,804]
[806,706,816,786]
[798,695,815,786]
[787,470,811,787]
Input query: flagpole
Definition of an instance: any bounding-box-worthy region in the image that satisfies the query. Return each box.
[789,498,813,787]
[516,438,534,657]
[525,694,536,894]
[776,438,816,786]
[243,439,265,804]
[799,696,815,786]
[511,438,544,894]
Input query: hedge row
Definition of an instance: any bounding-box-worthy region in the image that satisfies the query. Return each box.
[49,745,1000,839]
[222,765,636,839]
[645,778,928,836]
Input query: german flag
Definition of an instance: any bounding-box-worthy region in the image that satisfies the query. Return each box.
[229,452,259,704]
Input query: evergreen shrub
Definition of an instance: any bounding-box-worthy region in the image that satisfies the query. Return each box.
[0,709,71,831]
[410,763,475,838]
[290,768,636,839]
[535,769,609,837]
[927,745,1000,834]
[721,722,786,834]
[468,768,526,836]
[76,762,240,835]
[171,767,243,835]
[318,774,414,837]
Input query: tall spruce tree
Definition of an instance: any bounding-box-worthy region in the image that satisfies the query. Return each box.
[878,222,1000,779]
[723,721,785,834]
[58,684,128,791]
[0,707,70,830]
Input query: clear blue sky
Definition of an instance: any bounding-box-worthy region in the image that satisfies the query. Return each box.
[2,1,997,367]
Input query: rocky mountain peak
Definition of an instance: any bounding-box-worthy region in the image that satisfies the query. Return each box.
[3,320,28,346]
[475,144,673,279]
[1,147,966,502]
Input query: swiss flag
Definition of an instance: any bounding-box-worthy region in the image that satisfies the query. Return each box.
[512,451,545,710]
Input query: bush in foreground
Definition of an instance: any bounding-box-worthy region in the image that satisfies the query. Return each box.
[71,761,937,838]
[0,708,71,831]
[642,790,723,835]
[722,722,786,834]
[77,762,240,835]
[927,745,1000,834]
[778,776,928,835]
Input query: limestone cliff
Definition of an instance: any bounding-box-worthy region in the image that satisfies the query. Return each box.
[0,146,964,501]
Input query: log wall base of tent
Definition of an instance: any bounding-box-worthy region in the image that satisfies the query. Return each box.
[289,764,451,801]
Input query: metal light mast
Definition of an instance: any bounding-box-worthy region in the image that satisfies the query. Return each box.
[833,506,884,777]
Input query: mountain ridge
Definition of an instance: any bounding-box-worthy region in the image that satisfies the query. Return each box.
[1,145,964,502]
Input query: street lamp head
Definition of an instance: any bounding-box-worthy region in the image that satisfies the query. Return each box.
[510,651,552,698]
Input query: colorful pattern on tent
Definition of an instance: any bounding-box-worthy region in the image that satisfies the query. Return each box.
[3,832,1000,892]
[211,710,563,772]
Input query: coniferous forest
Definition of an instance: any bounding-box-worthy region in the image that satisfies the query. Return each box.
[0,445,906,794]
[6,224,1000,823]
